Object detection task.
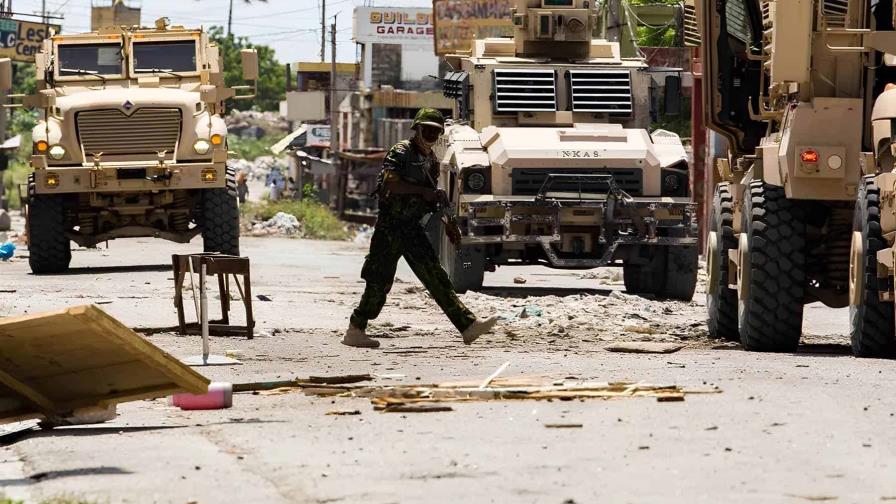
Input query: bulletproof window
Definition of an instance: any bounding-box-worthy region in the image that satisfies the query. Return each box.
[58,43,123,76]
[133,40,197,73]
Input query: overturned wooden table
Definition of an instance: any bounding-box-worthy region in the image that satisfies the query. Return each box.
[172,253,255,340]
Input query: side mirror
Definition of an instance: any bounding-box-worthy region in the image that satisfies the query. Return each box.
[0,58,12,93]
[241,49,258,81]
[664,75,683,116]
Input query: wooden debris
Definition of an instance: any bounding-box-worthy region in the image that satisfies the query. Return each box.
[300,378,721,413]
[380,404,453,413]
[604,342,684,354]
[326,410,361,416]
[544,423,583,429]
[232,374,374,393]
[0,305,209,425]
[479,361,511,389]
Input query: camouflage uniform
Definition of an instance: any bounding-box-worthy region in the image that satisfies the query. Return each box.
[350,139,476,333]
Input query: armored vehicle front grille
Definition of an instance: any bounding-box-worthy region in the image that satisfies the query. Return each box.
[511,168,643,197]
[493,69,557,113]
[683,3,701,46]
[568,70,633,116]
[77,108,182,157]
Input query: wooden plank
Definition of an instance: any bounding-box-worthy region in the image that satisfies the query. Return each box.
[0,368,56,413]
[0,305,210,424]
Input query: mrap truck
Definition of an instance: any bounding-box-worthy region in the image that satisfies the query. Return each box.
[435,0,698,298]
[0,18,257,273]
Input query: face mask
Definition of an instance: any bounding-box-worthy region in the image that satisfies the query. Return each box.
[419,127,441,146]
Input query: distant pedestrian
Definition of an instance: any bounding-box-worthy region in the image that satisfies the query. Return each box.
[266,168,285,201]
[343,108,498,348]
[236,171,249,203]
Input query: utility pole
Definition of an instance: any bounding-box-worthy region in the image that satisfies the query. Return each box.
[329,14,344,214]
[227,0,234,37]
[320,0,326,62]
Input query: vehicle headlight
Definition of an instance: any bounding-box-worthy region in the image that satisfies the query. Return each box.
[465,172,486,192]
[661,167,689,197]
[48,145,66,160]
[193,139,211,155]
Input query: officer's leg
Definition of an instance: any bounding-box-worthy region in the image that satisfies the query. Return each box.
[402,225,476,333]
[350,225,402,329]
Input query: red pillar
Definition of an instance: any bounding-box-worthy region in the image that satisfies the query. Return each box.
[690,46,708,252]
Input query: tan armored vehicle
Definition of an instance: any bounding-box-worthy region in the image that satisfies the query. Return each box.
[0,18,258,273]
[696,0,896,354]
[435,0,698,298]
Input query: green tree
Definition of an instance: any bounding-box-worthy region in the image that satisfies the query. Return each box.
[208,25,285,112]
[629,0,682,48]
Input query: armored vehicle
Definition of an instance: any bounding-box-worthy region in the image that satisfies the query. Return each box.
[696,0,896,354]
[435,0,698,297]
[0,18,258,273]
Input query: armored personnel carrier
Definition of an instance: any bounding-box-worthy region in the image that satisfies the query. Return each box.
[0,18,258,273]
[435,0,698,297]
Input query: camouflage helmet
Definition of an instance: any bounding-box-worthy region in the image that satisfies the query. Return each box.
[412,107,445,131]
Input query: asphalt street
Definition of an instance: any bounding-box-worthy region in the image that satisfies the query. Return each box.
[0,228,892,504]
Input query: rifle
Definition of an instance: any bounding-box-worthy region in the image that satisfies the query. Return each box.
[437,200,463,251]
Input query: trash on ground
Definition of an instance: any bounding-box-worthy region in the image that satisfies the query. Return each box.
[172,382,234,411]
[544,423,583,429]
[0,241,15,261]
[326,410,362,416]
[232,374,374,393]
[298,377,719,412]
[604,342,685,354]
[256,294,273,302]
[379,404,454,413]
[513,276,527,284]
[253,212,301,236]
[0,305,209,426]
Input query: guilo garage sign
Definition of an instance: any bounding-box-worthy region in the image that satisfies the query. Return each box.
[353,7,434,46]
[0,19,60,62]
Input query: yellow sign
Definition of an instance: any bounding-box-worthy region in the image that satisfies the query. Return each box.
[433,0,513,56]
[0,19,60,62]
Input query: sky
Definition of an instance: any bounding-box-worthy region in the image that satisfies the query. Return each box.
[8,0,432,64]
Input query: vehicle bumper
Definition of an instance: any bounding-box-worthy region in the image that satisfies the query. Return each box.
[31,159,226,195]
[459,195,697,268]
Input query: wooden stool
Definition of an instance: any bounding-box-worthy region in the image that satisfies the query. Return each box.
[172,253,255,339]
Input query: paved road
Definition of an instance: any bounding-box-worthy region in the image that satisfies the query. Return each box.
[0,233,892,504]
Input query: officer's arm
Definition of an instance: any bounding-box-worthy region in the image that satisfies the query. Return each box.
[379,143,438,199]
[382,171,437,199]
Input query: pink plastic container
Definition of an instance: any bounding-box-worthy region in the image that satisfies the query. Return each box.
[171,382,233,410]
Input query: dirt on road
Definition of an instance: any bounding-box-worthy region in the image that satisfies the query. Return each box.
[0,217,891,504]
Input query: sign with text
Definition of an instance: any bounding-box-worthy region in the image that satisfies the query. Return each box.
[433,0,513,56]
[0,19,59,62]
[353,7,434,46]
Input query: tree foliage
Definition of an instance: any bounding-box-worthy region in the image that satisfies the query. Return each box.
[629,0,682,47]
[208,26,285,112]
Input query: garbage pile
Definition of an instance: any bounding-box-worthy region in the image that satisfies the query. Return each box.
[247,211,302,237]
[226,109,290,139]
[230,156,289,182]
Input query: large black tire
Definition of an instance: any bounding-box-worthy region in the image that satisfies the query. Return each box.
[738,181,806,352]
[657,245,698,300]
[849,175,895,357]
[707,183,739,341]
[623,252,661,295]
[623,246,697,301]
[201,167,240,256]
[27,193,72,274]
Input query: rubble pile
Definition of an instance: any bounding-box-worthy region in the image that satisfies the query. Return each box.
[247,211,302,237]
[230,155,289,182]
[226,109,290,139]
[386,278,709,345]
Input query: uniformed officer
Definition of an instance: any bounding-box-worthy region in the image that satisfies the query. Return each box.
[343,108,498,348]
